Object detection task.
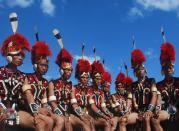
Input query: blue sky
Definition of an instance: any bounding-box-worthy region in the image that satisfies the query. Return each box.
[0,0,179,93]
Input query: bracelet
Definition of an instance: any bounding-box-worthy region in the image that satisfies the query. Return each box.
[74,107,83,116]
[101,103,106,108]
[96,110,104,117]
[89,99,95,104]
[54,107,63,116]
[155,105,161,111]
[71,98,77,104]
[41,98,48,104]
[49,95,56,102]
[147,104,155,112]
[29,103,39,114]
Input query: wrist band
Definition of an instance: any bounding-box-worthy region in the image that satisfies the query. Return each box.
[89,99,95,104]
[71,98,77,104]
[41,98,48,104]
[111,103,116,108]
[49,95,56,102]
[101,103,106,108]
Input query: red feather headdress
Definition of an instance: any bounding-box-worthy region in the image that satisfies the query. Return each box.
[131,49,146,69]
[55,48,73,67]
[125,76,133,86]
[31,41,52,64]
[160,42,176,66]
[115,73,125,84]
[91,61,104,77]
[1,33,30,56]
[103,71,112,83]
[75,59,91,78]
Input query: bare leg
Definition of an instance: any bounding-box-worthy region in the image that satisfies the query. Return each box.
[144,116,151,131]
[38,114,54,131]
[70,114,91,131]
[119,116,128,131]
[18,111,45,131]
[51,114,65,131]
[64,116,72,131]
[151,110,169,131]
[94,118,110,131]
[110,116,119,131]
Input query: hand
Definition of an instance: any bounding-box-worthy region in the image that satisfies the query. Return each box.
[38,107,51,116]
[143,111,153,119]
[33,114,41,126]
[0,108,7,123]
[138,112,144,121]
[103,115,110,121]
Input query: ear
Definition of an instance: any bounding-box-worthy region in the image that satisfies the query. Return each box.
[60,68,64,75]
[6,56,12,63]
[33,64,37,71]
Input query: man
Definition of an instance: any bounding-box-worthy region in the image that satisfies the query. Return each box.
[156,42,179,131]
[0,33,45,130]
[48,47,90,131]
[74,58,95,130]
[102,71,120,130]
[130,49,157,131]
[110,73,138,131]
[22,41,55,131]
[88,60,113,131]
[102,71,112,109]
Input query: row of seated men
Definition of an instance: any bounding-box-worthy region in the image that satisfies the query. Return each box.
[0,12,179,131]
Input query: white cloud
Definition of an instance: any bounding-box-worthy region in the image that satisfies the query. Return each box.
[61,0,67,4]
[136,0,179,11]
[145,48,157,59]
[73,55,111,71]
[40,0,55,16]
[128,7,144,17]
[74,55,101,64]
[6,0,34,8]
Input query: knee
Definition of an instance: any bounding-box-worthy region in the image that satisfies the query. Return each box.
[47,117,54,128]
[36,120,46,130]
[119,117,127,126]
[151,118,160,126]
[55,117,64,127]
[103,120,110,127]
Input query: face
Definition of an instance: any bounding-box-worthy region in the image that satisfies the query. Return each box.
[135,66,146,78]
[93,74,102,86]
[61,62,73,80]
[11,52,25,66]
[163,64,174,77]
[102,82,110,92]
[36,58,49,75]
[116,82,125,94]
[79,73,89,85]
